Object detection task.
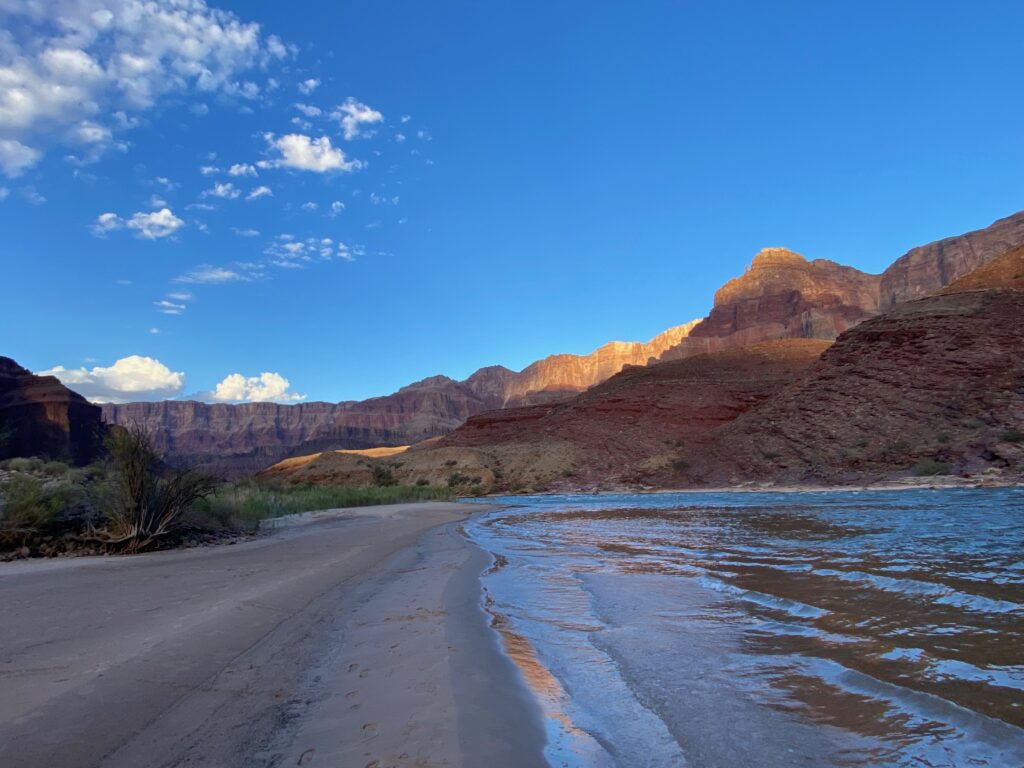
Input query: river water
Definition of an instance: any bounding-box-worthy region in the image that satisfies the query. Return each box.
[465,489,1024,767]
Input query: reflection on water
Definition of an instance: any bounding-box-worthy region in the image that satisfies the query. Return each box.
[465,489,1024,767]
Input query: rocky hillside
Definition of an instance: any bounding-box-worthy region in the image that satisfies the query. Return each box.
[684,245,1024,486]
[0,357,105,465]
[262,340,829,493]
[101,322,699,476]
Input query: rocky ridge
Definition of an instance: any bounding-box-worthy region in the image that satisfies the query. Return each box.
[0,357,105,465]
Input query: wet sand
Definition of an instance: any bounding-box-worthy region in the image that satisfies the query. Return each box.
[0,501,545,767]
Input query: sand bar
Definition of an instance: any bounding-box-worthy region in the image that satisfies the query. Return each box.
[0,502,545,767]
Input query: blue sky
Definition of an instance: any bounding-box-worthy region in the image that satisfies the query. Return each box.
[1,1,1022,403]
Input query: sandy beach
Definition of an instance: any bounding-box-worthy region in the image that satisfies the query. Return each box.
[0,501,546,768]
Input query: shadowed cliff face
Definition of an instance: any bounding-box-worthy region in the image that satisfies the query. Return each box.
[0,357,105,465]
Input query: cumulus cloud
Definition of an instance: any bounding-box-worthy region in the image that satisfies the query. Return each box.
[242,185,270,199]
[40,355,185,403]
[332,98,383,140]
[0,139,42,177]
[297,78,320,95]
[208,371,305,403]
[227,162,257,177]
[202,181,240,199]
[90,211,123,236]
[263,133,362,173]
[0,0,291,176]
[130,208,184,239]
[329,200,344,217]
[294,103,322,118]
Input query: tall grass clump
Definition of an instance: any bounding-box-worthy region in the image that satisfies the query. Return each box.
[196,481,453,527]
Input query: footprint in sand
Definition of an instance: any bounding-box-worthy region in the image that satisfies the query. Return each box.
[362,722,378,736]
[345,690,359,701]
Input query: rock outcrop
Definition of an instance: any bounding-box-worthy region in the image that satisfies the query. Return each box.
[878,210,1024,310]
[659,249,880,361]
[689,245,1024,485]
[0,357,105,464]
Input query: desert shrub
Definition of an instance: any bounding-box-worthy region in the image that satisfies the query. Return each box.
[371,464,396,487]
[447,473,472,487]
[0,474,58,541]
[762,451,781,461]
[95,424,217,553]
[672,458,691,471]
[41,460,70,477]
[5,457,41,472]
[936,432,951,444]
[415,478,430,486]
[1000,428,1024,444]
[444,459,458,467]
[913,459,952,477]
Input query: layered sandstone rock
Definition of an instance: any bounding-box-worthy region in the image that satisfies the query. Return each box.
[658,249,881,362]
[879,210,1024,310]
[692,246,1024,485]
[101,322,700,475]
[263,340,828,493]
[0,357,105,464]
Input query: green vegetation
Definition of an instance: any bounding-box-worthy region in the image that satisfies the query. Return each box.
[371,464,396,487]
[1000,428,1024,444]
[672,458,691,471]
[913,458,952,477]
[194,481,452,528]
[1,427,454,558]
[761,451,781,461]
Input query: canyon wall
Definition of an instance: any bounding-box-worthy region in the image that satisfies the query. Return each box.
[0,356,105,465]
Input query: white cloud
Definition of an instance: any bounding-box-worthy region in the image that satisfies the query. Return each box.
[0,0,290,176]
[400,114,411,123]
[41,355,185,403]
[202,181,240,199]
[127,208,184,239]
[246,184,272,200]
[199,165,220,175]
[90,211,123,236]
[332,98,383,140]
[209,371,305,403]
[294,103,322,117]
[190,102,209,116]
[174,264,247,284]
[148,193,167,207]
[154,299,186,315]
[231,226,260,237]
[149,327,160,334]
[0,139,42,177]
[370,192,399,206]
[394,132,406,143]
[297,78,320,95]
[301,201,318,211]
[0,186,8,200]
[154,176,177,189]
[329,200,344,217]
[228,162,257,177]
[264,133,362,173]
